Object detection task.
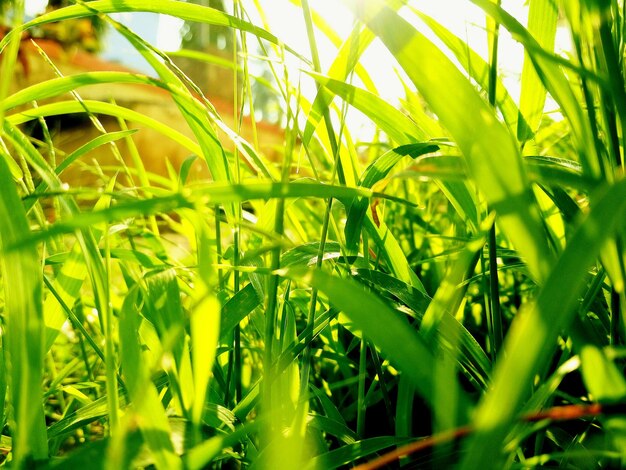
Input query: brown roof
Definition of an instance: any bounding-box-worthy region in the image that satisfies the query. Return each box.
[3,29,287,184]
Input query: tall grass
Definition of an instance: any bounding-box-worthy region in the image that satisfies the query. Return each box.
[0,0,625,468]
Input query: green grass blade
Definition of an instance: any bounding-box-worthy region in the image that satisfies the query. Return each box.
[1,72,172,112]
[101,16,232,195]
[345,143,439,252]
[119,288,182,469]
[470,0,603,180]
[10,181,383,248]
[8,100,200,156]
[0,151,48,464]
[517,0,558,141]
[306,72,426,144]
[354,268,490,388]
[304,436,412,470]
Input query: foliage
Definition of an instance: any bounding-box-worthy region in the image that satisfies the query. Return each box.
[0,0,625,468]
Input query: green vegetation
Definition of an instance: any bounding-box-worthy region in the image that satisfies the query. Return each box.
[0,0,626,468]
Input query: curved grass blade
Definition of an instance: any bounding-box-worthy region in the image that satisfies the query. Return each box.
[54,130,138,177]
[100,14,232,205]
[345,143,439,252]
[8,100,200,157]
[306,72,425,145]
[9,181,380,248]
[1,72,172,112]
[469,0,602,180]
[354,268,490,389]
[304,436,412,470]
[409,154,593,192]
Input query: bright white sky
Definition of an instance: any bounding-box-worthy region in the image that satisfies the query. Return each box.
[23,1,569,131]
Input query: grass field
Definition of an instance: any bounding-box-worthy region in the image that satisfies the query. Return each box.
[1,0,626,468]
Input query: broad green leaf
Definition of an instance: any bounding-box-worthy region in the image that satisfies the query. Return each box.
[219,283,262,341]
[361,143,440,189]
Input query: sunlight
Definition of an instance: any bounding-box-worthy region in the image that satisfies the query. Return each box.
[21,0,570,126]
[22,0,537,107]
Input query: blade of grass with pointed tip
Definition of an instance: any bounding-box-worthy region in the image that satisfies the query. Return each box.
[100,16,232,206]
[306,72,426,144]
[301,0,408,150]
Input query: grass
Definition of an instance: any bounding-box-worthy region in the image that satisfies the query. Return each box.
[0,0,625,468]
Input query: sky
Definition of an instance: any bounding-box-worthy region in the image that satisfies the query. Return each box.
[22,1,532,94]
[22,1,570,131]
